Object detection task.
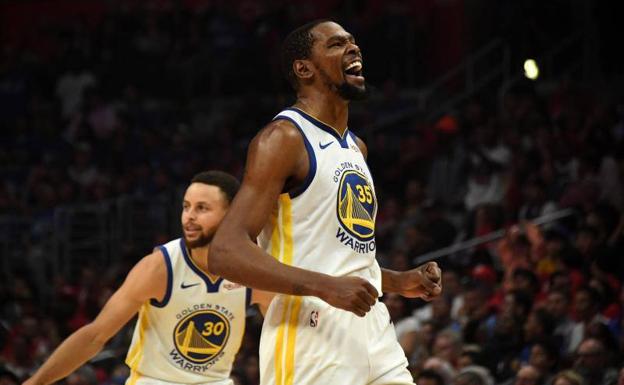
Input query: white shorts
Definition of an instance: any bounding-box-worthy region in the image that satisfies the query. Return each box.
[259,295,414,385]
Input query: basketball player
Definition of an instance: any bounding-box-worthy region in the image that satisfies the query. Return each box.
[23,171,272,385]
[210,20,442,385]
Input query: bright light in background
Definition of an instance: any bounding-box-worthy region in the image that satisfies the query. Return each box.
[523,59,539,80]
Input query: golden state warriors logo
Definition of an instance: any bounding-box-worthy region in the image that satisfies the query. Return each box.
[336,170,376,241]
[173,310,230,364]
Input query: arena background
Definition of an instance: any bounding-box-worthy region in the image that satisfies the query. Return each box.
[1,1,623,385]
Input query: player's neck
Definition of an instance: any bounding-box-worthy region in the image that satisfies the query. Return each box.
[295,92,349,135]
[189,245,220,281]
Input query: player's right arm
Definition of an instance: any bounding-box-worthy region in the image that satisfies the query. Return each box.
[211,120,378,317]
[23,251,168,385]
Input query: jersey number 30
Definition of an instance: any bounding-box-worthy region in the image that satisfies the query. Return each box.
[201,321,225,337]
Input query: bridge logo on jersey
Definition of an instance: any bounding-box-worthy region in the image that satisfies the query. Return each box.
[173,309,230,365]
[336,170,376,241]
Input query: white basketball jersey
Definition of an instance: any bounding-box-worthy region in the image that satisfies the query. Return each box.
[125,239,249,385]
[258,107,382,294]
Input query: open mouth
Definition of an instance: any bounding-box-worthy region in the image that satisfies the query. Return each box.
[344,60,364,82]
[184,226,201,235]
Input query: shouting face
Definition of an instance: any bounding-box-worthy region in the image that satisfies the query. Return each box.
[302,22,368,100]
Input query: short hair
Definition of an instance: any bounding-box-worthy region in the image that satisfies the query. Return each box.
[281,19,332,90]
[547,288,571,302]
[532,337,561,366]
[508,289,534,316]
[575,285,603,308]
[190,171,240,204]
[416,369,445,385]
[436,328,463,349]
[512,268,539,290]
[461,344,484,366]
[552,370,585,385]
[459,366,494,385]
[548,270,570,287]
[530,308,557,335]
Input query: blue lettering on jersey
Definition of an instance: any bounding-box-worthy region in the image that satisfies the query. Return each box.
[336,227,376,253]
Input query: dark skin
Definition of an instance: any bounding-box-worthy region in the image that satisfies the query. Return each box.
[210,21,442,317]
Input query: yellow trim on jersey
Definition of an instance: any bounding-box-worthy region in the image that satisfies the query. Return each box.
[274,296,291,385]
[126,370,141,385]
[126,304,149,369]
[280,194,293,265]
[186,250,221,284]
[285,296,302,385]
[273,194,299,385]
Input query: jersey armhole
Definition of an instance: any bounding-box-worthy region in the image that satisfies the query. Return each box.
[150,246,173,307]
[272,116,317,198]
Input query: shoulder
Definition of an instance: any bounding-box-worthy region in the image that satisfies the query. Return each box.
[116,249,168,303]
[244,118,308,176]
[350,132,368,159]
[130,249,168,282]
[252,119,305,149]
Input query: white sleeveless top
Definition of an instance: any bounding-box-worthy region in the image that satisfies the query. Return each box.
[258,107,382,294]
[125,238,249,384]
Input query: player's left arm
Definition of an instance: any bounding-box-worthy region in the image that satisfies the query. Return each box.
[381,263,442,300]
[352,134,443,300]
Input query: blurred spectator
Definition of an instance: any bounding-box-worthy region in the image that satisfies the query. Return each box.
[511,268,541,300]
[427,115,467,209]
[507,365,543,385]
[405,319,438,372]
[528,338,560,384]
[545,289,584,355]
[56,63,97,119]
[573,338,618,385]
[552,370,586,385]
[417,369,446,385]
[432,329,463,369]
[459,282,493,344]
[423,357,457,385]
[453,366,494,385]
[457,345,483,370]
[519,309,557,364]
[573,286,609,342]
[518,176,558,222]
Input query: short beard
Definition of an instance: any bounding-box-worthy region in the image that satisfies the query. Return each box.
[337,81,370,101]
[318,67,370,101]
[184,232,213,249]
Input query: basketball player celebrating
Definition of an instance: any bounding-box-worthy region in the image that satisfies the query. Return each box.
[210,20,442,385]
[23,171,272,385]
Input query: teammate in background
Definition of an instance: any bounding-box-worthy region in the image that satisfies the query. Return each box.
[210,20,442,384]
[23,171,272,385]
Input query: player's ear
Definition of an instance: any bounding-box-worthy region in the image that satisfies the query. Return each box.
[293,59,314,82]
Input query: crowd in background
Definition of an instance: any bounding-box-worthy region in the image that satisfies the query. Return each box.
[2,1,624,385]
